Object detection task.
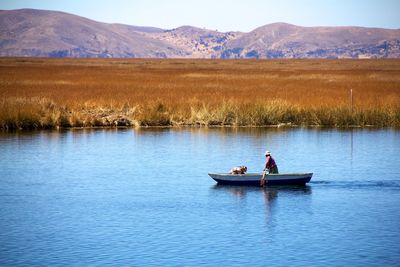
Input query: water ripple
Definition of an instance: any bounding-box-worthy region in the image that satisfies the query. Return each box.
[1,128,399,266]
[310,179,400,189]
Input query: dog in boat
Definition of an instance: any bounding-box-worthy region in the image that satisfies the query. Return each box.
[230,166,247,174]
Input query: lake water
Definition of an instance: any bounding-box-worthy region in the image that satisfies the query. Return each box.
[0,128,399,266]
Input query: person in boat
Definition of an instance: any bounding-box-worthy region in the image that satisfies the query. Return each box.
[264,151,278,174]
[230,166,247,174]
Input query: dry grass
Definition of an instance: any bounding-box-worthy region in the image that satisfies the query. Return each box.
[0,58,399,129]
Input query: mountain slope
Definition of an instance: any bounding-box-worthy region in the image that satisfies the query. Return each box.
[148,26,243,58]
[0,9,183,58]
[1,9,399,58]
[224,23,400,58]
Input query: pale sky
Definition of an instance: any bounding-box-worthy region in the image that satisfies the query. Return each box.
[1,0,399,32]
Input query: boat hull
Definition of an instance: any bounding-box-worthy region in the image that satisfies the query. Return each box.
[208,173,313,186]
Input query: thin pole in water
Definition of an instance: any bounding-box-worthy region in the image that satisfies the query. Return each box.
[350,89,353,114]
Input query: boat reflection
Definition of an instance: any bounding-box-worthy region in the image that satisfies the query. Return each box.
[211,184,312,198]
[211,184,312,221]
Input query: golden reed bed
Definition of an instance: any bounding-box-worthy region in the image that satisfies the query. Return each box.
[0,58,399,129]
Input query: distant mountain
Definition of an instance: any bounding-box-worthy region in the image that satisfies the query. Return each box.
[1,9,399,58]
[224,23,400,58]
[0,9,183,58]
[148,26,243,58]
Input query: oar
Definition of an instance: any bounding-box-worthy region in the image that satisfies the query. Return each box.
[260,170,267,187]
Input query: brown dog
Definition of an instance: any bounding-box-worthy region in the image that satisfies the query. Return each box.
[230,166,247,174]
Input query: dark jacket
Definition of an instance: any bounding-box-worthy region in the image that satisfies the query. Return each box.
[265,155,277,170]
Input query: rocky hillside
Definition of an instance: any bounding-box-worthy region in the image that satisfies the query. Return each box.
[0,9,183,58]
[224,23,400,59]
[1,9,399,58]
[147,26,243,58]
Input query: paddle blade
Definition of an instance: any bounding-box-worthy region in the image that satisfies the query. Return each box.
[260,171,266,187]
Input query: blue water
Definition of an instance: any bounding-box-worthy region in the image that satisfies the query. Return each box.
[0,128,399,266]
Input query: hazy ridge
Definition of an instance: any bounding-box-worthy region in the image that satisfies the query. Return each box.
[1,8,399,58]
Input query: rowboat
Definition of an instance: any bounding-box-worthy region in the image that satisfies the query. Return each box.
[208,172,313,186]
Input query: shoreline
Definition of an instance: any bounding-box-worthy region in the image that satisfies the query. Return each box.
[1,100,399,130]
[1,123,398,132]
